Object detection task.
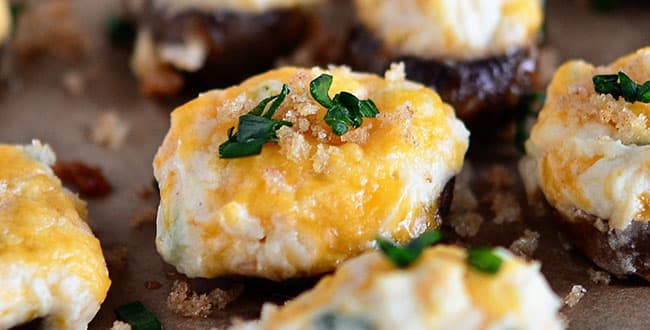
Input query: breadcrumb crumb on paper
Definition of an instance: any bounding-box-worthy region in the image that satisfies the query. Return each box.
[384,62,406,82]
[167,280,244,318]
[110,320,132,330]
[491,192,522,224]
[90,111,130,150]
[587,268,611,285]
[105,246,129,272]
[61,70,85,96]
[449,212,484,238]
[564,285,587,308]
[509,230,540,258]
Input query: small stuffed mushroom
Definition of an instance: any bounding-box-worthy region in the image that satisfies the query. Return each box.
[0,141,110,329]
[129,0,321,97]
[521,47,650,280]
[153,65,469,280]
[230,245,563,330]
[342,0,544,129]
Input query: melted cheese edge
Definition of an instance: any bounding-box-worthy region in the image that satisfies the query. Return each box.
[0,141,110,329]
[153,65,469,280]
[232,245,562,330]
[354,0,543,60]
[523,47,650,230]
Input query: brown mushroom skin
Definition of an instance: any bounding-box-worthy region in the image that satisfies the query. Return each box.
[556,210,650,280]
[343,26,539,131]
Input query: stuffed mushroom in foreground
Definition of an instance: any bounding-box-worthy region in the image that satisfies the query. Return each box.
[0,141,110,329]
[230,244,563,330]
[521,47,650,279]
[129,0,321,97]
[342,0,544,128]
[153,65,469,280]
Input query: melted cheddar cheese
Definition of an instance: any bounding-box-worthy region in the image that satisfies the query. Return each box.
[0,0,10,44]
[231,245,563,330]
[354,0,543,60]
[0,141,110,329]
[522,47,650,230]
[153,65,469,280]
[153,0,321,14]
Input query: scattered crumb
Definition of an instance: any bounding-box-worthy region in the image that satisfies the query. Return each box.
[130,206,157,229]
[110,320,132,330]
[451,185,478,213]
[491,192,522,224]
[593,218,608,233]
[587,268,611,285]
[138,186,154,199]
[340,123,372,144]
[90,111,130,150]
[105,246,129,272]
[563,285,587,308]
[384,62,406,82]
[13,0,89,60]
[449,211,484,237]
[483,164,515,191]
[144,280,162,290]
[61,70,85,95]
[53,161,112,197]
[509,229,540,258]
[167,281,243,318]
[277,126,311,163]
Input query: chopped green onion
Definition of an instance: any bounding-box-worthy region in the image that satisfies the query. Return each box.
[467,248,503,274]
[593,71,650,103]
[219,84,292,158]
[115,301,162,330]
[377,230,442,268]
[106,15,136,48]
[310,74,379,136]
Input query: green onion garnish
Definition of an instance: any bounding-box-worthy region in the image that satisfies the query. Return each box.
[309,74,379,136]
[115,301,162,330]
[106,15,136,48]
[593,71,650,103]
[377,230,442,268]
[467,248,503,274]
[219,84,293,158]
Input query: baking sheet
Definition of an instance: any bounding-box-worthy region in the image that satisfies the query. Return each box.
[1,0,650,329]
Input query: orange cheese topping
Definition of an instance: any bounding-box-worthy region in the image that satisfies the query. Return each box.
[0,142,110,329]
[232,245,562,330]
[153,65,469,279]
[524,47,650,229]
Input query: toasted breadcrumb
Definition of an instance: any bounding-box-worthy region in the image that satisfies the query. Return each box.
[144,280,162,290]
[593,218,608,233]
[105,246,129,272]
[53,161,112,197]
[130,206,157,229]
[61,70,85,96]
[167,281,244,318]
[491,192,522,224]
[384,62,406,82]
[449,211,484,238]
[340,123,372,144]
[509,230,540,258]
[262,168,294,194]
[587,268,611,285]
[110,320,132,330]
[90,111,130,150]
[563,285,587,308]
[277,126,311,163]
[13,0,89,60]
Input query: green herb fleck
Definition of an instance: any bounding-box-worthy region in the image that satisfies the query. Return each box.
[593,71,650,103]
[467,248,503,274]
[310,74,379,136]
[377,230,442,268]
[115,301,162,330]
[106,14,136,48]
[313,312,375,330]
[219,84,292,158]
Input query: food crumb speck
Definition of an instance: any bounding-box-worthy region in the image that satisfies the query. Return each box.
[509,229,540,258]
[587,268,611,285]
[110,320,132,330]
[449,211,483,237]
[90,111,130,150]
[167,280,244,318]
[105,246,129,272]
[563,285,587,308]
[491,192,521,224]
[144,280,162,290]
